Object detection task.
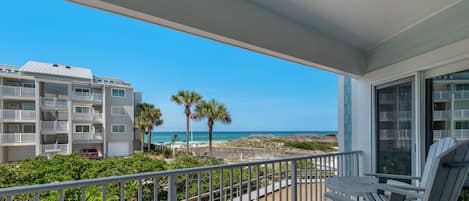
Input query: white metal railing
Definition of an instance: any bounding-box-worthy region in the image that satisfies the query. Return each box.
[0,151,360,201]
[72,132,103,142]
[72,92,103,102]
[454,109,469,119]
[433,90,450,102]
[433,110,450,120]
[40,144,68,155]
[378,112,394,121]
[454,90,469,100]
[0,86,35,98]
[0,133,35,145]
[41,121,69,133]
[72,112,103,122]
[40,97,68,110]
[433,130,451,139]
[378,93,395,104]
[454,129,469,139]
[0,109,36,121]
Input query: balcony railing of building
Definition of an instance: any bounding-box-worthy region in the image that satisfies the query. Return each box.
[0,151,360,201]
[72,112,103,122]
[0,86,35,98]
[433,90,450,102]
[433,130,450,139]
[454,109,469,119]
[454,129,469,139]
[0,133,35,145]
[433,110,450,120]
[72,132,103,143]
[455,90,469,100]
[40,144,68,155]
[72,92,103,102]
[41,121,69,133]
[40,97,68,110]
[0,109,36,121]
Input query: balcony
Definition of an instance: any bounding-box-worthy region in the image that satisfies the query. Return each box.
[433,90,450,102]
[378,111,394,121]
[0,110,36,121]
[0,151,360,201]
[72,92,103,103]
[72,132,103,143]
[454,129,469,139]
[454,90,469,100]
[40,144,68,155]
[40,97,68,110]
[454,109,469,120]
[41,121,69,134]
[0,133,35,145]
[0,86,35,99]
[433,110,450,120]
[433,130,450,139]
[72,112,103,122]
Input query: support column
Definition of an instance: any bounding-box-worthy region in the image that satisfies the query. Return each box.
[67,83,73,154]
[35,80,41,156]
[102,86,107,158]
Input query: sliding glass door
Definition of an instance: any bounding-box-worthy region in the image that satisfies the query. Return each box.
[375,78,413,175]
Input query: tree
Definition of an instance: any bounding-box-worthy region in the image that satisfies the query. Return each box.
[136,103,163,152]
[193,99,232,153]
[170,90,203,152]
[135,104,150,151]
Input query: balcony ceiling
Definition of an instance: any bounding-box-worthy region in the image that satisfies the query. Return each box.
[68,0,469,77]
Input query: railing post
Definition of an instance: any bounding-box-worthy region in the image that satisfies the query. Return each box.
[291,159,297,201]
[168,175,177,201]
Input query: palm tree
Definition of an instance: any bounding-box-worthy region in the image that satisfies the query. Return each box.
[136,103,163,151]
[193,99,232,153]
[134,112,148,151]
[170,90,203,151]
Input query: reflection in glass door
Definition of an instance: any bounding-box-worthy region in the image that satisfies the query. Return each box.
[376,78,413,175]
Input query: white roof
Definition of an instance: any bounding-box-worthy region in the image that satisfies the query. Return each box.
[20,61,93,80]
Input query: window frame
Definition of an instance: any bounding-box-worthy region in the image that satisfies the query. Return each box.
[111,124,126,134]
[74,124,91,134]
[74,87,91,96]
[111,106,126,116]
[111,88,126,97]
[74,106,91,114]
[22,124,35,133]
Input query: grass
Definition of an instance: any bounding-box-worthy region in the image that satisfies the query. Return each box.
[283,141,337,152]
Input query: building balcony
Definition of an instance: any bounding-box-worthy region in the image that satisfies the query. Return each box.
[0,151,360,201]
[378,112,394,121]
[433,110,450,120]
[40,144,68,155]
[0,109,36,121]
[0,86,35,99]
[454,129,469,140]
[433,130,450,139]
[41,121,69,134]
[72,132,103,143]
[72,92,103,103]
[454,109,469,120]
[0,133,35,145]
[72,112,103,122]
[454,90,469,101]
[433,90,450,102]
[40,97,68,110]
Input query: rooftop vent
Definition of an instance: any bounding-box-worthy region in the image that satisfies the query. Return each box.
[52,64,58,67]
[65,66,71,69]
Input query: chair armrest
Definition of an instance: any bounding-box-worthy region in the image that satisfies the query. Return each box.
[365,173,421,180]
[375,183,424,200]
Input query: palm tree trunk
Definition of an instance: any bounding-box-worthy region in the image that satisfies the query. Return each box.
[208,126,213,154]
[140,130,145,151]
[186,114,190,152]
[147,129,152,152]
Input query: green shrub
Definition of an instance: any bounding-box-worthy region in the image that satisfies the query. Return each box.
[284,141,337,152]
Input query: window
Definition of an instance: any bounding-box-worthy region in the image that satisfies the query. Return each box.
[111,106,126,116]
[75,106,90,114]
[22,83,35,88]
[112,124,126,134]
[74,88,90,96]
[112,88,126,97]
[22,103,35,110]
[23,124,35,133]
[75,125,91,134]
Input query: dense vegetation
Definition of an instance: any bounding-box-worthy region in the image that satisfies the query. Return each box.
[283,141,338,152]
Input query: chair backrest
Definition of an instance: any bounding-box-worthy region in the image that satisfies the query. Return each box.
[423,140,469,201]
[420,137,456,187]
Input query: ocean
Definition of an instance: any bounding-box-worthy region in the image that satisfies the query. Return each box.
[149,131,337,144]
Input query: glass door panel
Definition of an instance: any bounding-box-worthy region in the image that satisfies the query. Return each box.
[376,78,413,175]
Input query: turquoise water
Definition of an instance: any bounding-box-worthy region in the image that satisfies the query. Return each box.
[149,131,337,144]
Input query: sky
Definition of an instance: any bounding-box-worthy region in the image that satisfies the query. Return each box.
[0,1,338,132]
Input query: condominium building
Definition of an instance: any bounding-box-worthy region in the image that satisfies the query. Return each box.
[0,61,142,163]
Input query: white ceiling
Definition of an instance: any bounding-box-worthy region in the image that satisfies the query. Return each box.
[249,0,460,49]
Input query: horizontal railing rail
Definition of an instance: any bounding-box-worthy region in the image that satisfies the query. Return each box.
[41,121,69,133]
[40,144,68,155]
[72,132,103,142]
[0,151,361,201]
[0,109,36,121]
[72,112,103,122]
[40,97,68,110]
[72,92,103,102]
